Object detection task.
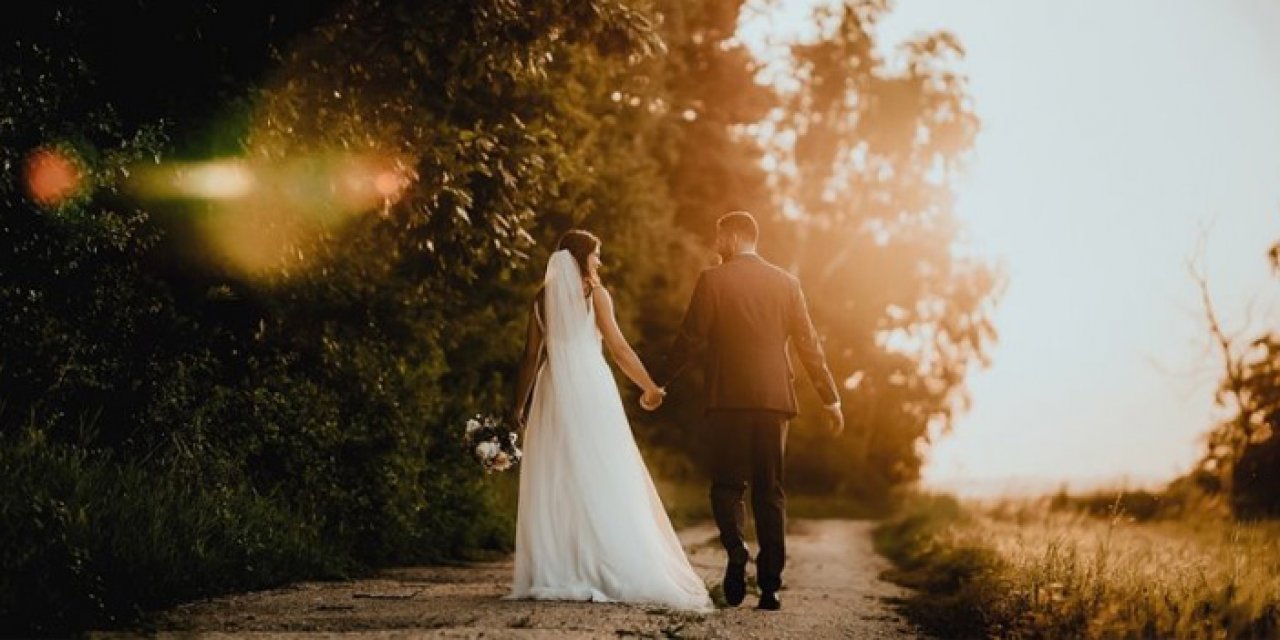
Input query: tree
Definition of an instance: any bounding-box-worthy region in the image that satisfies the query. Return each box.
[599,0,782,465]
[1193,242,1280,518]
[761,1,1002,499]
[0,0,675,631]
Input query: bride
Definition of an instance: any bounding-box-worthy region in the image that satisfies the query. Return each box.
[507,229,712,612]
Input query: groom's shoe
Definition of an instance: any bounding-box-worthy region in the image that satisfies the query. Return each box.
[722,562,747,606]
[757,591,781,611]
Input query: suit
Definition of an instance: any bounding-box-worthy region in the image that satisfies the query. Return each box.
[661,252,839,594]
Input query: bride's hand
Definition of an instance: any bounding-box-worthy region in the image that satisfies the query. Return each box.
[639,387,665,411]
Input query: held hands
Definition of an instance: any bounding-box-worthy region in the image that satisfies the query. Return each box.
[822,402,845,437]
[639,386,666,411]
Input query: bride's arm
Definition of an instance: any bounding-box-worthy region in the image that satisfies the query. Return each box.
[511,297,544,431]
[592,287,662,396]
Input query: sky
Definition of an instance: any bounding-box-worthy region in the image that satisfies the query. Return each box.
[739,0,1280,494]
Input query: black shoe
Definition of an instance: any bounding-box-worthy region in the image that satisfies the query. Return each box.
[722,562,747,606]
[757,591,781,611]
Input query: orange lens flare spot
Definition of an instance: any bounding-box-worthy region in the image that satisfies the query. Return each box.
[373,170,403,198]
[24,147,81,207]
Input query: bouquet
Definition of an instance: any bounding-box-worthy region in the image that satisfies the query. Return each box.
[463,414,523,473]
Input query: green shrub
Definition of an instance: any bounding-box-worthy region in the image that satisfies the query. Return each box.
[0,427,341,635]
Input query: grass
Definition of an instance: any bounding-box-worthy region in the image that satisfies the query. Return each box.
[0,431,346,636]
[875,493,1280,639]
[655,478,889,531]
[655,479,716,531]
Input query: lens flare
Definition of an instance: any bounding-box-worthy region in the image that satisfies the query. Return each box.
[133,160,256,200]
[126,153,414,278]
[24,147,82,208]
[179,161,256,199]
[326,156,409,211]
[374,170,404,198]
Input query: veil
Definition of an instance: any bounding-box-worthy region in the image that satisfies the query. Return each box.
[541,249,595,355]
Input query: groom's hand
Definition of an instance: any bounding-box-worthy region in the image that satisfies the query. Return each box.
[822,402,845,437]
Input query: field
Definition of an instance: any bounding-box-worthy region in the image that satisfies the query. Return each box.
[875,494,1280,639]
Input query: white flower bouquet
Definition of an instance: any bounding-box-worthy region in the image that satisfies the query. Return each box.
[463,414,522,473]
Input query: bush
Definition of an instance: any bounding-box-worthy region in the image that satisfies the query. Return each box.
[0,427,341,635]
[1233,436,1280,519]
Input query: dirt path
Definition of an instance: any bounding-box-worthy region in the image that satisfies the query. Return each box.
[99,520,921,639]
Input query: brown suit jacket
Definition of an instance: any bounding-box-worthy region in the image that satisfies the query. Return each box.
[661,253,839,416]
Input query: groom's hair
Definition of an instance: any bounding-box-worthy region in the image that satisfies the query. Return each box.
[717,210,759,242]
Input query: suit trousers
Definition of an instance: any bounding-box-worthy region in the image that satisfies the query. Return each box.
[703,410,789,594]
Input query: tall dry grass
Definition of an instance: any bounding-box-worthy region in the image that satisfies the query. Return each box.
[877,494,1280,639]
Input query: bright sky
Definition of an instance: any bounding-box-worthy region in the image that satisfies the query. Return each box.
[740,0,1280,495]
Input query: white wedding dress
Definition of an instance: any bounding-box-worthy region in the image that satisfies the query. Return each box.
[508,250,712,612]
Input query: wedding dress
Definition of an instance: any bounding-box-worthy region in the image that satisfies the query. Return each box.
[508,250,712,612]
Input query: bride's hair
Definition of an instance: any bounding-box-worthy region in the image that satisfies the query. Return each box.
[557,229,600,280]
[534,229,601,323]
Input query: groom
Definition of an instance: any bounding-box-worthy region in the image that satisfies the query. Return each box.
[655,211,843,611]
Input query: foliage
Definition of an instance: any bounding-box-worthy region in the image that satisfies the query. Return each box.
[0,0,663,633]
[1222,334,1280,518]
[601,0,1003,502]
[1,0,1002,633]
[1193,238,1280,519]
[760,1,1002,497]
[626,0,784,460]
[0,426,341,636]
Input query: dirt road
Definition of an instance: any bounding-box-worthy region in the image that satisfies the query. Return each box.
[102,520,921,639]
